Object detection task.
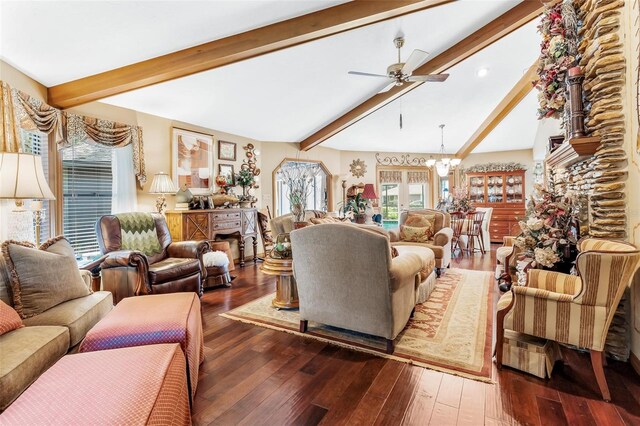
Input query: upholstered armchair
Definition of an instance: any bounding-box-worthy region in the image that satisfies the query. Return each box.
[269,210,327,235]
[96,213,210,304]
[291,223,422,353]
[496,238,640,401]
[389,209,453,277]
[496,236,521,290]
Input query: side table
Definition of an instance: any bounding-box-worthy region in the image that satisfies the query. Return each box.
[78,255,108,292]
[260,255,298,309]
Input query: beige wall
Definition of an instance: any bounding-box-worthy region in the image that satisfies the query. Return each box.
[1,61,47,100]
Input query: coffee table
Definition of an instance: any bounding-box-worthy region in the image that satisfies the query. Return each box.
[260,255,298,309]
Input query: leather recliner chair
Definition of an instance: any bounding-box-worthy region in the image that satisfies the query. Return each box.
[96,213,209,304]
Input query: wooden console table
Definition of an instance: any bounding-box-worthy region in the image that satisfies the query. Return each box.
[166,208,258,267]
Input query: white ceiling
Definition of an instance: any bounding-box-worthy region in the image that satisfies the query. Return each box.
[323,19,540,154]
[0,0,544,154]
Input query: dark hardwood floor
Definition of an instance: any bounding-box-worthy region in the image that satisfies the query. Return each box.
[193,244,640,425]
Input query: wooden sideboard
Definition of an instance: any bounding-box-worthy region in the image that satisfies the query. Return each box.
[166,208,258,267]
[466,170,526,243]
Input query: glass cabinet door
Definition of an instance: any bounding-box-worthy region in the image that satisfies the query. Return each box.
[468,176,485,204]
[506,174,524,203]
[487,174,504,203]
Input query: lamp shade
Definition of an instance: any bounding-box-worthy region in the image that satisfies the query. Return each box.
[361,183,378,200]
[0,152,55,200]
[149,172,177,194]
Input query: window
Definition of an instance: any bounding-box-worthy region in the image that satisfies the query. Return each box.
[274,161,329,216]
[379,169,430,229]
[62,142,113,260]
[19,129,51,243]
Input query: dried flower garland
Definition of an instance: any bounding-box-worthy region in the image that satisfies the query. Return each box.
[462,162,526,173]
[534,0,578,120]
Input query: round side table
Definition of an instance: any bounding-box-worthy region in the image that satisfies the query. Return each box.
[260,255,298,309]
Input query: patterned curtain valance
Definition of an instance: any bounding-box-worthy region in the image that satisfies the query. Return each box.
[407,171,429,184]
[1,80,147,185]
[379,170,403,184]
[1,81,20,152]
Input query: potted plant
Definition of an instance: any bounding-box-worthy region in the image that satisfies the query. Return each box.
[235,168,255,197]
[343,193,367,224]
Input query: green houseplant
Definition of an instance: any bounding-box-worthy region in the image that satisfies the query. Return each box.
[343,193,367,224]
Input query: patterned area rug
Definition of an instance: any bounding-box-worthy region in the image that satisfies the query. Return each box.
[221,268,494,382]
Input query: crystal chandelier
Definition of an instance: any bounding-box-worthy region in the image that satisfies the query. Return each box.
[426,124,460,177]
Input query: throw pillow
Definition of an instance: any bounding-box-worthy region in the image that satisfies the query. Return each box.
[1,237,91,319]
[116,213,163,256]
[400,225,434,243]
[405,213,436,229]
[0,300,23,335]
[309,217,343,225]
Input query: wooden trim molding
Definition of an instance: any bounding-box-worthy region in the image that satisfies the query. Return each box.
[455,62,538,158]
[47,0,452,108]
[300,0,553,151]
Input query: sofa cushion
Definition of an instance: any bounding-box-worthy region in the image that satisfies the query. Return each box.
[1,237,91,319]
[0,301,23,336]
[148,258,200,284]
[405,213,435,229]
[394,245,435,281]
[392,241,444,259]
[400,225,434,243]
[22,291,113,347]
[0,325,69,411]
[309,217,342,225]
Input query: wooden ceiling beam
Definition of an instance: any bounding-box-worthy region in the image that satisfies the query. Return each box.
[299,0,550,151]
[47,0,453,108]
[455,62,538,159]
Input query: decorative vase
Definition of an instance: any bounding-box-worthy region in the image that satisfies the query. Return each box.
[291,203,305,223]
[239,201,251,208]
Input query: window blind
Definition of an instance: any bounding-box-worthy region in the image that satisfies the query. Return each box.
[62,142,113,259]
[20,130,51,243]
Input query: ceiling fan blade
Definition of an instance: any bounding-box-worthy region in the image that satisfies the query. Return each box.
[407,73,449,82]
[348,71,390,79]
[378,82,397,93]
[401,49,429,75]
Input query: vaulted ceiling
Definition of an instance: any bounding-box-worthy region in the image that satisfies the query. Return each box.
[0,0,557,154]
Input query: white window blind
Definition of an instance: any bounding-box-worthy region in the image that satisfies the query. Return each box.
[62,142,113,259]
[19,129,51,243]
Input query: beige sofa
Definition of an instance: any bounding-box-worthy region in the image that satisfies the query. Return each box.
[389,209,453,277]
[269,210,327,235]
[290,223,424,353]
[0,258,113,411]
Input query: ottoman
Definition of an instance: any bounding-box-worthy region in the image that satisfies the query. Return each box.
[1,344,190,425]
[394,245,437,304]
[79,292,203,402]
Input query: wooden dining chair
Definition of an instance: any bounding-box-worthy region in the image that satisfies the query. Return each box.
[450,211,465,257]
[464,211,486,254]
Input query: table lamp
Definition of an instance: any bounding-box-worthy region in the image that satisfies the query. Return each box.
[149,172,177,214]
[361,183,378,225]
[0,152,56,246]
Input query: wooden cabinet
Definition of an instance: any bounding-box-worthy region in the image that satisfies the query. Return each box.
[166,208,258,266]
[466,170,526,243]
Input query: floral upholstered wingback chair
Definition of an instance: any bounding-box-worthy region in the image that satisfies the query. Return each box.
[496,238,640,401]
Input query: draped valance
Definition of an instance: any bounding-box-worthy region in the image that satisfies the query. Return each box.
[407,171,429,184]
[1,80,146,186]
[379,170,403,184]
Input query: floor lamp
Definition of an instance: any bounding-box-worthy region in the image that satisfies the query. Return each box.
[0,152,56,246]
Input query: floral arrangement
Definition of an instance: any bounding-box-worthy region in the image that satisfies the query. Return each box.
[277,161,321,222]
[449,187,472,213]
[534,0,578,119]
[514,184,578,269]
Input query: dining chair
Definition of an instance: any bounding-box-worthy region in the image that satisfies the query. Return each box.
[450,211,465,257]
[464,210,486,254]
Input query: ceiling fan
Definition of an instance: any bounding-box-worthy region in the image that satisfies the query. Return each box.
[348,37,449,93]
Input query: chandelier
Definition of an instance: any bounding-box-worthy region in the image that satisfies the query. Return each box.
[426,124,460,177]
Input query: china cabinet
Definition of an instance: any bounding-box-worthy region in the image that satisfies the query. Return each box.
[466,170,526,243]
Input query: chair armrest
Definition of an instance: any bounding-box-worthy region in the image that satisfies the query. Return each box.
[526,269,581,295]
[101,250,149,269]
[79,270,92,290]
[433,227,453,247]
[512,285,574,302]
[167,241,210,259]
[389,252,422,291]
[503,236,516,247]
[388,229,400,242]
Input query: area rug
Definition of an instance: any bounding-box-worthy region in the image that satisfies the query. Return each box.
[220,268,494,382]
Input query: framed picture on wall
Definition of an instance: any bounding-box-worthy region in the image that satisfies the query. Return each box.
[218,164,235,185]
[218,140,237,161]
[171,127,214,195]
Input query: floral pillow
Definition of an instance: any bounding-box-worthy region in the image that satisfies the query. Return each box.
[405,213,436,229]
[0,300,23,336]
[400,225,434,243]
